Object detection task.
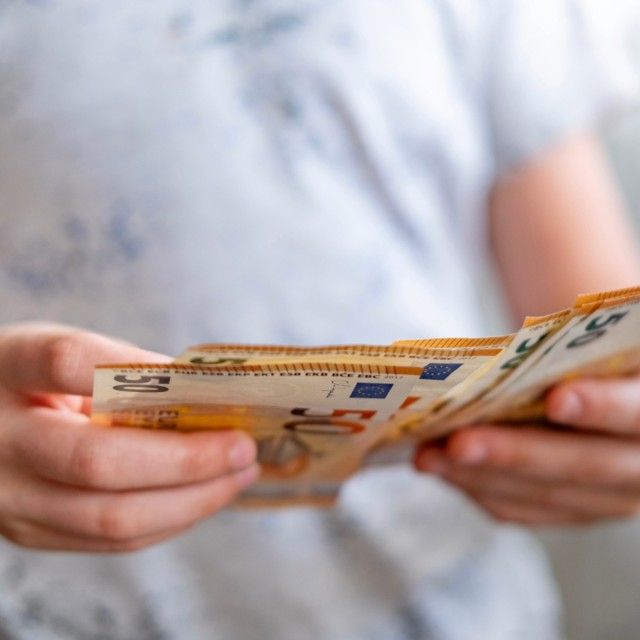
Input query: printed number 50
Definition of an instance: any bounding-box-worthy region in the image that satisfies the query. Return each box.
[567,311,628,349]
[112,375,171,393]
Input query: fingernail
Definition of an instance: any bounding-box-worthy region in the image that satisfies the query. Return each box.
[453,441,487,465]
[229,437,257,471]
[552,390,583,424]
[235,464,261,488]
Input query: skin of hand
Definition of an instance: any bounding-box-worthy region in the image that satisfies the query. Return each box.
[416,375,640,526]
[416,132,640,527]
[0,323,259,552]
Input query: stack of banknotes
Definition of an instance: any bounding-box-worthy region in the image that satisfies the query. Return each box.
[92,286,640,507]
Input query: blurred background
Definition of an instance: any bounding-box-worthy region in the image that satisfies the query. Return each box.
[530,5,640,639]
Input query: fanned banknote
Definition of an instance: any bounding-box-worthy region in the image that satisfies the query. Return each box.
[407,309,573,436]
[176,342,505,427]
[473,294,640,423]
[170,342,507,471]
[92,286,640,507]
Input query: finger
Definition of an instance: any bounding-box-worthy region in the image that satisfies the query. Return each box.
[3,464,259,542]
[0,323,171,397]
[420,451,640,520]
[472,495,601,527]
[416,426,640,490]
[10,407,258,490]
[0,518,194,553]
[546,376,640,436]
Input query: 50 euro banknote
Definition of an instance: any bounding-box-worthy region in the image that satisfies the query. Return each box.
[92,361,423,506]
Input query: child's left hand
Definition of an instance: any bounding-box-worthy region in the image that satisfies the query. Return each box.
[415,375,640,525]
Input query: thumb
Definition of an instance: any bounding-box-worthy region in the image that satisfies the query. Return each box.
[0,323,171,397]
[546,375,640,436]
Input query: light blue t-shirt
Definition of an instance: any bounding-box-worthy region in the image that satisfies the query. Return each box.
[0,1,633,638]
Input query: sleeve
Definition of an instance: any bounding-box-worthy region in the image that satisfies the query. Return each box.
[487,0,640,174]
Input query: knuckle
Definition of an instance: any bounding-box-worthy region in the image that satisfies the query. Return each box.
[581,394,616,430]
[95,499,139,541]
[564,457,610,485]
[531,485,565,508]
[577,383,640,433]
[44,332,87,390]
[69,437,112,488]
[205,486,236,514]
[453,427,528,470]
[177,441,227,481]
[487,438,528,470]
[191,480,239,520]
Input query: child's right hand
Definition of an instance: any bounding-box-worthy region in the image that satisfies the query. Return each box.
[0,323,259,552]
